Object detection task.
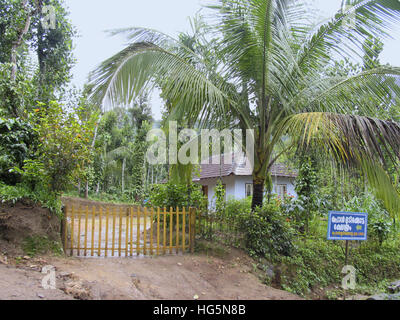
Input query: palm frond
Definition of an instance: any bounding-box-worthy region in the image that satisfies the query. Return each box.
[278,112,400,217]
[90,42,230,123]
[106,146,131,161]
[295,0,400,78]
[280,112,400,162]
[289,66,400,114]
[361,158,400,219]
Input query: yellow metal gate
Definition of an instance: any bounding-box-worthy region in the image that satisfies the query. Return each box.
[62,206,196,257]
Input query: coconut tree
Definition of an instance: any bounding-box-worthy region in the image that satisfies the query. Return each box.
[89,0,400,212]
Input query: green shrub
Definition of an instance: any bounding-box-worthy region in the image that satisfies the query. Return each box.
[148,182,206,209]
[343,192,393,245]
[0,117,35,185]
[20,101,97,195]
[213,180,226,215]
[239,203,295,258]
[0,182,62,216]
[353,240,400,285]
[276,238,400,297]
[0,183,31,204]
[225,197,252,218]
[277,239,343,295]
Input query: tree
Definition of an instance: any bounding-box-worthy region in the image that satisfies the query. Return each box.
[0,116,35,184]
[17,101,97,195]
[131,121,151,202]
[86,96,154,200]
[0,0,34,81]
[0,0,76,116]
[89,0,400,213]
[128,93,153,129]
[294,155,318,234]
[32,0,77,101]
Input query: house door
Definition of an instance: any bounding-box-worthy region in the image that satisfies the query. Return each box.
[202,186,209,199]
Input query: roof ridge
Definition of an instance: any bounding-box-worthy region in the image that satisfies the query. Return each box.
[194,153,298,180]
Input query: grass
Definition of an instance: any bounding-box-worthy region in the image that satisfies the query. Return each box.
[195,240,231,258]
[273,236,400,298]
[22,235,63,257]
[0,183,62,216]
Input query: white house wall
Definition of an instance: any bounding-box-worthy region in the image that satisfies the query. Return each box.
[234,175,297,199]
[271,176,297,198]
[200,175,236,209]
[197,175,297,210]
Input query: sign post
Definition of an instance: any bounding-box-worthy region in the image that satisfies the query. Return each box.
[327,211,368,300]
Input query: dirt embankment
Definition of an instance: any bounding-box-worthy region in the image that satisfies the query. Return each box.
[0,200,61,256]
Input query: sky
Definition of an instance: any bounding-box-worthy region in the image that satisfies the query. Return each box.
[65,0,400,120]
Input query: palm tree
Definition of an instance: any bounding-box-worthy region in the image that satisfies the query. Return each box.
[106,145,132,193]
[89,0,400,213]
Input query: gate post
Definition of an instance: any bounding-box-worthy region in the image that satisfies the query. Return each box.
[61,205,68,256]
[189,208,196,254]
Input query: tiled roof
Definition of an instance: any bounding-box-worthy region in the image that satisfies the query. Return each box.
[193,153,297,181]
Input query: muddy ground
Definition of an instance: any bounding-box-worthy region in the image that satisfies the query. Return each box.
[0,246,302,300]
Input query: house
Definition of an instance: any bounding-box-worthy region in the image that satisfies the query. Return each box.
[193,153,298,208]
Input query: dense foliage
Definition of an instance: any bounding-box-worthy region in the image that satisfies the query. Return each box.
[200,196,295,258]
[79,100,163,202]
[148,182,206,209]
[343,193,395,245]
[0,117,34,184]
[277,239,400,297]
[240,203,295,258]
[16,102,97,194]
[0,0,92,216]
[199,194,400,297]
[0,0,76,105]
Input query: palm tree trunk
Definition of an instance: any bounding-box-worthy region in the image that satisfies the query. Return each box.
[85,180,89,199]
[122,158,126,193]
[251,176,265,211]
[10,0,31,83]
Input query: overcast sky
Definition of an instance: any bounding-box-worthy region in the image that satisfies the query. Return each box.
[65,0,400,120]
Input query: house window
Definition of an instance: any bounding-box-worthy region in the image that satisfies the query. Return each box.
[245,184,253,197]
[276,184,287,198]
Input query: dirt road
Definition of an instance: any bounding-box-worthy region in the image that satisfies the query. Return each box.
[0,264,73,300]
[0,247,301,300]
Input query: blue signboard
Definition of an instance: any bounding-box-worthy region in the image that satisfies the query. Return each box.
[327,211,368,241]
